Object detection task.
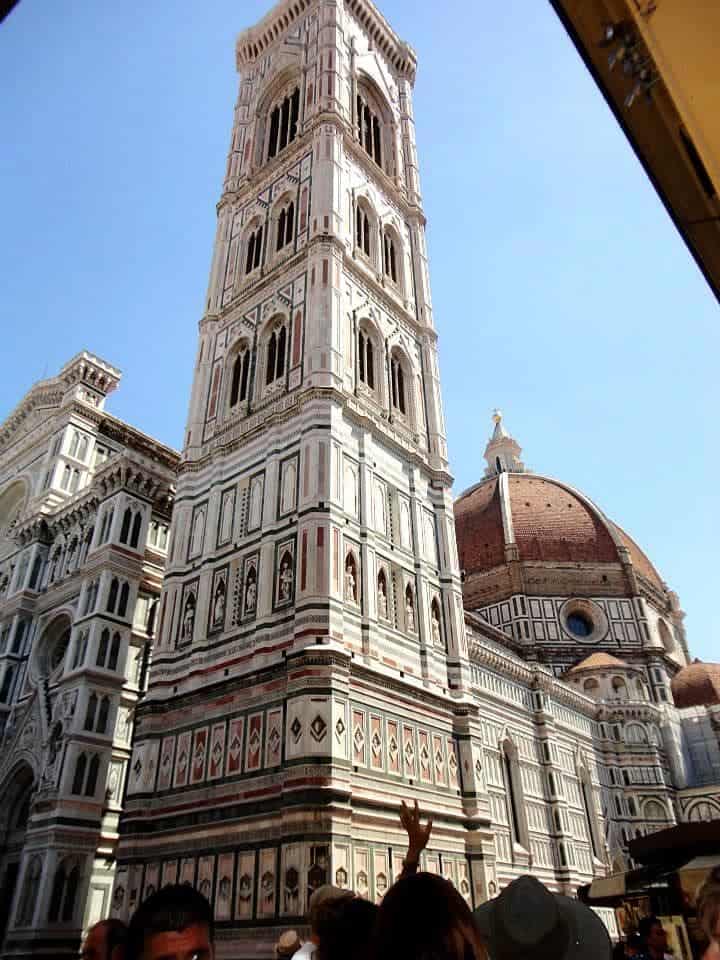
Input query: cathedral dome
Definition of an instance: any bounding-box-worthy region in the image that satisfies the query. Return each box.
[671,660,720,709]
[454,413,666,608]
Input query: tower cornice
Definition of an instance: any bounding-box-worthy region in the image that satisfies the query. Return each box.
[236,0,417,83]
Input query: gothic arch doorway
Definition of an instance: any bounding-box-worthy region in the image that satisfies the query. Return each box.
[0,763,35,947]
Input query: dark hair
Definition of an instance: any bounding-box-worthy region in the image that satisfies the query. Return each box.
[374,873,486,960]
[638,917,663,941]
[99,918,128,956]
[315,896,378,960]
[697,866,720,944]
[127,884,213,960]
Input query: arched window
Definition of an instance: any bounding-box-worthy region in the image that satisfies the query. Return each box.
[108,633,121,671]
[118,582,130,618]
[84,694,98,731]
[85,755,100,796]
[97,628,109,667]
[230,349,251,407]
[267,86,300,160]
[245,224,264,275]
[357,329,375,390]
[96,696,110,734]
[16,856,41,926]
[383,231,398,284]
[130,512,142,549]
[611,676,627,699]
[69,469,80,494]
[583,677,599,695]
[72,753,87,795]
[356,91,383,168]
[48,858,80,924]
[390,352,407,415]
[29,553,43,590]
[119,508,132,544]
[276,200,295,252]
[355,205,371,258]
[502,740,527,850]
[0,665,15,703]
[107,578,119,614]
[62,465,72,490]
[265,325,287,387]
[579,772,599,859]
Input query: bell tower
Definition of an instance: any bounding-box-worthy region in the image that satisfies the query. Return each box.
[114,0,490,943]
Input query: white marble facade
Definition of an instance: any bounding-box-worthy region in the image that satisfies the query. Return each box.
[1,2,718,958]
[0,354,178,960]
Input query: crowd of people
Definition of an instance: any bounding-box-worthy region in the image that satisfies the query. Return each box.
[80,804,720,960]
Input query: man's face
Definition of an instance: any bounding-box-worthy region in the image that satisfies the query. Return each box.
[648,924,668,954]
[142,923,213,960]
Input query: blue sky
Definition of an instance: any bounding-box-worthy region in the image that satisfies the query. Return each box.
[1,1,718,661]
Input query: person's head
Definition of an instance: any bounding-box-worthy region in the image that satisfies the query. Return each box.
[638,917,667,956]
[473,874,611,960]
[374,872,486,960]
[626,934,644,957]
[315,896,378,960]
[308,885,354,944]
[698,868,720,947]
[82,919,128,960]
[275,929,302,959]
[127,884,214,960]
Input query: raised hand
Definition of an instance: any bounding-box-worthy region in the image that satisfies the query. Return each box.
[400,799,433,860]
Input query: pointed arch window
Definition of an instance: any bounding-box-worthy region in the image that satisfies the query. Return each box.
[16,856,41,926]
[580,770,600,860]
[96,696,110,735]
[130,511,142,549]
[84,694,98,731]
[48,858,81,924]
[0,665,15,703]
[267,86,300,160]
[97,628,110,667]
[355,206,371,258]
[120,508,132,543]
[245,225,264,275]
[502,740,526,849]
[118,581,130,618]
[356,93,382,168]
[383,231,398,284]
[85,755,100,796]
[265,324,288,386]
[358,329,375,390]
[390,353,407,415]
[276,200,295,252]
[107,578,119,614]
[72,753,87,795]
[230,349,251,407]
[108,633,121,671]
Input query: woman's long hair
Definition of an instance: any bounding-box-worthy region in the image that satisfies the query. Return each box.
[373,873,487,960]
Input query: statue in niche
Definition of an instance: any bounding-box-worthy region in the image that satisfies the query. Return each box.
[218,876,231,906]
[377,575,388,619]
[245,567,257,613]
[279,555,293,602]
[431,603,441,646]
[181,594,196,644]
[344,559,357,603]
[212,579,226,627]
[405,589,415,632]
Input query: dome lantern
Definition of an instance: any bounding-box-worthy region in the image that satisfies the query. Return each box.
[483,410,525,477]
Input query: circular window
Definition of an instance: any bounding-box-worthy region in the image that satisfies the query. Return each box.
[567,612,593,637]
[559,598,608,644]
